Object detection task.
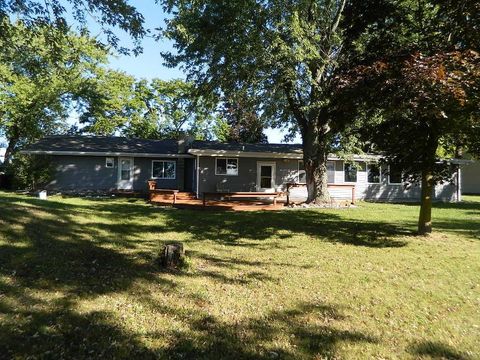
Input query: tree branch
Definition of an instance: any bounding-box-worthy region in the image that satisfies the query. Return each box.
[330,0,346,35]
[283,81,307,130]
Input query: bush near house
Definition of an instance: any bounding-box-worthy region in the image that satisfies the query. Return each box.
[3,154,54,190]
[0,192,478,359]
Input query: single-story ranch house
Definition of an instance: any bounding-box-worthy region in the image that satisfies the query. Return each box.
[22,136,463,203]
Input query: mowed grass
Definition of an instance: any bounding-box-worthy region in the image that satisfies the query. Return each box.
[0,191,479,359]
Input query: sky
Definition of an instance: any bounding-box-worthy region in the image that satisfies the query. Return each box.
[91,1,299,144]
[1,1,300,148]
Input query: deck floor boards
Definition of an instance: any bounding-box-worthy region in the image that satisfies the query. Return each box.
[151,197,286,211]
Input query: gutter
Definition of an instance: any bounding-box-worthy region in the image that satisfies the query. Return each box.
[187,149,383,161]
[20,150,194,158]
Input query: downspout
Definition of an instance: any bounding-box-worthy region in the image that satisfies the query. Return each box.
[457,166,462,202]
[196,155,200,199]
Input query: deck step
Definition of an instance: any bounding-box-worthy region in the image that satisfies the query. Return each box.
[150,191,196,203]
[176,192,196,200]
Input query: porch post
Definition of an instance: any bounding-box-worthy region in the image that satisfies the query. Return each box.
[196,155,200,199]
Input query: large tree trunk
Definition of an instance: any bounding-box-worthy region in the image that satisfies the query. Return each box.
[3,137,18,165]
[418,167,434,235]
[418,132,438,235]
[302,124,331,204]
[3,124,20,165]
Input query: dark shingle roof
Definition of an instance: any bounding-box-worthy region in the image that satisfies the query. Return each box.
[190,140,303,154]
[23,136,180,154]
[23,136,304,155]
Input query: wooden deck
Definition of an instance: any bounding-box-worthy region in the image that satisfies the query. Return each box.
[148,184,356,211]
[150,191,285,211]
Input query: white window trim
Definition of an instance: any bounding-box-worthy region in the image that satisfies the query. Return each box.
[215,157,239,176]
[387,165,402,185]
[257,161,277,190]
[343,162,359,183]
[151,160,176,180]
[105,157,114,168]
[366,163,381,184]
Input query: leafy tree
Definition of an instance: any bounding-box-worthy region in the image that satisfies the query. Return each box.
[161,0,350,203]
[134,79,218,140]
[0,20,108,164]
[0,0,146,54]
[78,69,141,135]
[81,78,219,140]
[336,0,480,234]
[215,92,267,143]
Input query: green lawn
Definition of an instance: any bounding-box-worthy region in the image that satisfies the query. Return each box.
[0,191,479,359]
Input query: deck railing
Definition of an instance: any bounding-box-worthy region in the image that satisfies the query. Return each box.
[285,183,356,205]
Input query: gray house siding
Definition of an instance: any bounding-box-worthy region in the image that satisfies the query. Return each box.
[461,161,480,194]
[197,156,298,194]
[46,153,459,203]
[47,155,118,191]
[47,155,183,192]
[197,157,459,203]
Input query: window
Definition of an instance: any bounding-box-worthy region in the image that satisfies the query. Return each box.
[388,165,402,184]
[105,157,114,168]
[344,162,358,183]
[259,164,274,188]
[298,160,335,183]
[367,163,381,183]
[215,158,238,176]
[298,160,306,183]
[152,160,176,179]
[327,161,335,183]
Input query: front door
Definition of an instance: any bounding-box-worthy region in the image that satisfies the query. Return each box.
[257,162,276,191]
[118,157,134,190]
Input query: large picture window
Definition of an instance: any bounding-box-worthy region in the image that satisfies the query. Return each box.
[152,160,176,179]
[367,163,381,183]
[216,158,238,176]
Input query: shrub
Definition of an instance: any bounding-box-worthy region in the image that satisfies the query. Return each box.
[6,154,55,190]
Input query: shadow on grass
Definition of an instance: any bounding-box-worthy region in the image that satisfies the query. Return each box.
[146,301,377,359]
[162,209,411,248]
[2,192,477,358]
[0,195,174,358]
[1,192,412,248]
[1,298,159,359]
[409,340,472,360]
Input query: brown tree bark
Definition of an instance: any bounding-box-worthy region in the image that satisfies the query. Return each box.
[3,137,18,165]
[3,124,20,165]
[418,167,434,235]
[302,122,331,204]
[158,242,185,269]
[418,131,439,235]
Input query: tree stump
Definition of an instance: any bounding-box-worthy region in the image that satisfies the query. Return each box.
[158,242,185,269]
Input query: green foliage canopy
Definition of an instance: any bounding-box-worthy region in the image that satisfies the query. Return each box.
[80,77,219,140]
[0,20,108,163]
[0,0,146,54]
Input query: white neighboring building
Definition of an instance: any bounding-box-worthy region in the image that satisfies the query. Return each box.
[0,148,5,165]
[462,160,480,194]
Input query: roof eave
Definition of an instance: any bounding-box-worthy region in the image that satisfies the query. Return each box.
[20,150,194,158]
[187,149,383,161]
